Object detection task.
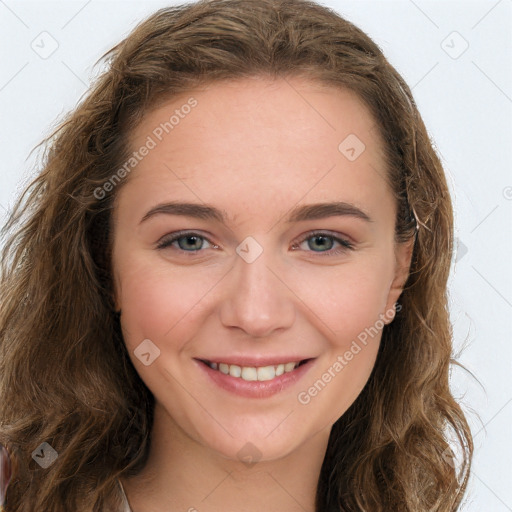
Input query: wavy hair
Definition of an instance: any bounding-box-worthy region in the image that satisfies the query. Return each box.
[0,0,473,510]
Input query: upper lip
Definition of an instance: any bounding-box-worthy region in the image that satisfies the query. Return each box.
[195,356,315,367]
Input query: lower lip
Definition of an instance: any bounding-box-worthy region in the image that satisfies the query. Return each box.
[194,359,315,399]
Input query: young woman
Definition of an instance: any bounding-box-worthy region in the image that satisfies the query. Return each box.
[0,0,473,510]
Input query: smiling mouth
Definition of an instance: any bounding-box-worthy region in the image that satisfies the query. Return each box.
[198,359,311,382]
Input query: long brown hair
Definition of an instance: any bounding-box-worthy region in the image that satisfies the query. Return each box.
[0,0,473,510]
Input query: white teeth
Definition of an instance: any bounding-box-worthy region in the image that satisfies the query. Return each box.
[229,364,241,378]
[207,360,302,382]
[241,367,258,381]
[257,366,276,381]
[284,362,296,372]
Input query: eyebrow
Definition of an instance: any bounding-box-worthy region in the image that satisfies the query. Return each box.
[139,201,373,225]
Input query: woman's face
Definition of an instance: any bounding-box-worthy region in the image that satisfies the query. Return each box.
[111,76,412,462]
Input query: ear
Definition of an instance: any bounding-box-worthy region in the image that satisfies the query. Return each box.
[383,237,415,323]
[111,266,122,313]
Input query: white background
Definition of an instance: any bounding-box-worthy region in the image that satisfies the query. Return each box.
[1,0,511,509]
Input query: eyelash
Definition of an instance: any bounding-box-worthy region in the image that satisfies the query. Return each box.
[156,230,354,257]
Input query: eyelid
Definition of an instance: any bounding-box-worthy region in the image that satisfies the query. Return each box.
[156,229,354,256]
[155,230,218,250]
[291,230,354,254]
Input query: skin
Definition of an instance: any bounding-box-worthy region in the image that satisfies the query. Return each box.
[112,76,414,512]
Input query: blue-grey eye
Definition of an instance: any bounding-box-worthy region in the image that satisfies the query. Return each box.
[157,232,213,251]
[176,235,204,251]
[307,235,335,252]
[293,231,353,256]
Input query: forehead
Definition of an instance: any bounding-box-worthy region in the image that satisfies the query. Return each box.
[118,76,392,225]
[131,75,384,161]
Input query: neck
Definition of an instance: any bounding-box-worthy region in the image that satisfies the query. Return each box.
[121,402,331,512]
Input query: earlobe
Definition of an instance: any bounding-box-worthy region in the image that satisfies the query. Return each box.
[111,267,122,312]
[112,289,120,312]
[384,237,415,322]
[112,292,123,317]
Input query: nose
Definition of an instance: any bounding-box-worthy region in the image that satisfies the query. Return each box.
[219,245,295,338]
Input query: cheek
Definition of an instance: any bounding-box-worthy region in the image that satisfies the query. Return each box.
[292,260,392,423]
[290,256,394,347]
[115,256,224,350]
